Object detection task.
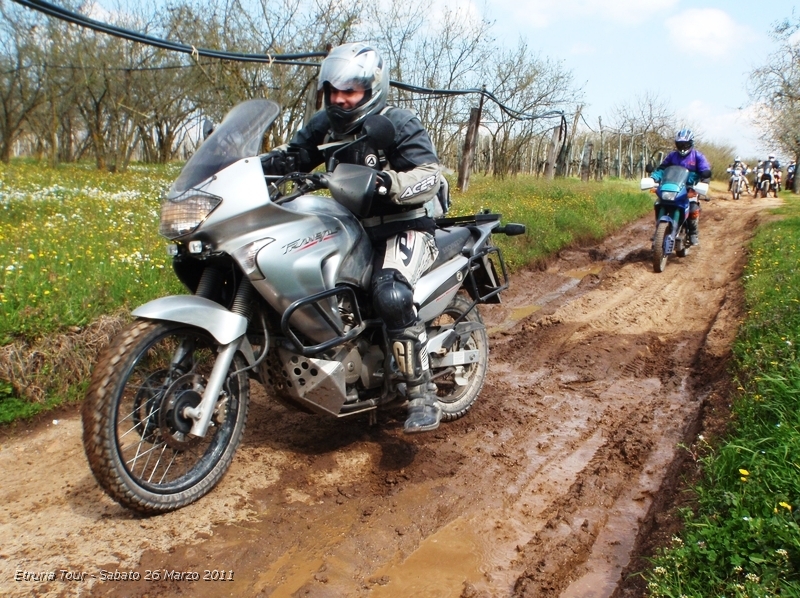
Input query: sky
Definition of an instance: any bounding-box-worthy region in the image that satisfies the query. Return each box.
[80,0,796,161]
[444,0,798,160]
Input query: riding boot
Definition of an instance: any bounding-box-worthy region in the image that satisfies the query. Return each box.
[389,321,441,434]
[685,217,699,246]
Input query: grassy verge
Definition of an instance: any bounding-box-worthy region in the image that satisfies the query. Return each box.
[0,160,651,422]
[450,175,652,270]
[644,193,800,596]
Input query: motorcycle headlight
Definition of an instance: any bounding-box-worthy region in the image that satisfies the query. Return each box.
[660,191,677,201]
[159,189,222,239]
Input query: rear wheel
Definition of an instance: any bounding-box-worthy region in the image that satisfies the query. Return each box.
[82,320,250,514]
[428,293,488,421]
[652,221,670,273]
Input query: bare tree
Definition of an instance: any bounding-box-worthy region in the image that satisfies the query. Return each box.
[0,1,46,163]
[609,91,676,177]
[749,12,800,192]
[480,41,580,177]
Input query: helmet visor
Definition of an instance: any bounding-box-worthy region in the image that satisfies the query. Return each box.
[676,141,692,152]
[319,56,372,93]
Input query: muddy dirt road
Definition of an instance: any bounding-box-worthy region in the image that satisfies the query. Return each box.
[0,188,780,598]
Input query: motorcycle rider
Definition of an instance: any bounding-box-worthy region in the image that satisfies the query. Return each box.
[649,129,712,246]
[727,155,750,194]
[760,154,781,193]
[261,42,444,434]
[787,160,796,191]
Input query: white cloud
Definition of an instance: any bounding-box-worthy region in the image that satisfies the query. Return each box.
[678,100,763,158]
[665,9,750,60]
[482,0,679,29]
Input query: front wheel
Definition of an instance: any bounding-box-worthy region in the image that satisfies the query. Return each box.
[82,320,250,514]
[652,221,670,273]
[428,293,488,421]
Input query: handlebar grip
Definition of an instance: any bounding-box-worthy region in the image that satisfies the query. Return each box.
[498,223,526,236]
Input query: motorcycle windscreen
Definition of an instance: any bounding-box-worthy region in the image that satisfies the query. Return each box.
[659,165,690,193]
[169,99,281,197]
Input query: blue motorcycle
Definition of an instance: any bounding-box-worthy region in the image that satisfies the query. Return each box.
[641,165,709,273]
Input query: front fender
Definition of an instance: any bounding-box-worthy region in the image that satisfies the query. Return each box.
[132,295,248,345]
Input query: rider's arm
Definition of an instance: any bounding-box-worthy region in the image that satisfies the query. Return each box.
[285,112,329,171]
[382,163,442,206]
[696,152,712,182]
[382,111,442,206]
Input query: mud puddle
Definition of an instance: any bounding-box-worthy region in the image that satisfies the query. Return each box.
[0,190,779,598]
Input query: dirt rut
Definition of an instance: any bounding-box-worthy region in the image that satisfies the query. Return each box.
[0,189,779,597]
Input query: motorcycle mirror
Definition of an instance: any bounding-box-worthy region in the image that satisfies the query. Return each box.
[361,114,396,150]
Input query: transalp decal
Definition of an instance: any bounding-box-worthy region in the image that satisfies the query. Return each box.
[282,227,341,254]
[399,174,438,200]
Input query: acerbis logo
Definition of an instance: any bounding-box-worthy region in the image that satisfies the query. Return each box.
[365,154,378,167]
[399,174,438,200]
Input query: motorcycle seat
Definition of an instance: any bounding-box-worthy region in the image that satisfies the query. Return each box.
[430,227,471,269]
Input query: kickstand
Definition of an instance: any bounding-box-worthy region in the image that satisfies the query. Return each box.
[368,410,377,426]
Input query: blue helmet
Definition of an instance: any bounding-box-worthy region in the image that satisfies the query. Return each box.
[675,129,694,156]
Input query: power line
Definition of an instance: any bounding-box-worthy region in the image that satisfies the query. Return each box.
[11,0,567,127]
[11,0,327,64]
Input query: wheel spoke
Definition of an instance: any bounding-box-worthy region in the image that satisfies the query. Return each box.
[83,320,250,513]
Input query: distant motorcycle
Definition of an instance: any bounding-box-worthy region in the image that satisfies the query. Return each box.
[755,166,780,198]
[727,166,746,200]
[641,166,709,273]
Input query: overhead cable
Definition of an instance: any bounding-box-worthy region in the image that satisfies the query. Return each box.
[11,0,326,64]
[12,0,566,124]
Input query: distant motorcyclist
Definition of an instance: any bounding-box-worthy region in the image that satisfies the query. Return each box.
[650,129,712,246]
[764,154,781,170]
[787,160,796,191]
[760,154,781,193]
[261,42,444,434]
[727,156,750,194]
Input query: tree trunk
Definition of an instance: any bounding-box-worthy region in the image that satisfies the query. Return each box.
[581,143,593,182]
[457,106,481,192]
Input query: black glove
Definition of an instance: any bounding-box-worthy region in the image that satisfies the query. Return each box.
[261,150,287,175]
[375,171,392,196]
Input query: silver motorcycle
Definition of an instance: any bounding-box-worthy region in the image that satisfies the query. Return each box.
[81,99,525,514]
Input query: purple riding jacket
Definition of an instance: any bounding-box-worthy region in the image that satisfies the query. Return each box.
[658,148,711,173]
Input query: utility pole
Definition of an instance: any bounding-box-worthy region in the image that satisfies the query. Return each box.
[457,88,485,192]
[544,124,560,180]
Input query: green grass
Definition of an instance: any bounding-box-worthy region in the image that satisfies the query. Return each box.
[0,161,651,421]
[644,191,800,597]
[450,175,653,270]
[0,160,184,345]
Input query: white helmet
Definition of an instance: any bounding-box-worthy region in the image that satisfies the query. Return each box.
[769,154,775,160]
[319,42,389,137]
[734,156,741,162]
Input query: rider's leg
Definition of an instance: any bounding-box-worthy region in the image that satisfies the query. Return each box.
[371,231,440,433]
[686,201,700,246]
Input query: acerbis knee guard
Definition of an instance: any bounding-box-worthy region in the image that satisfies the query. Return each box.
[371,269,417,330]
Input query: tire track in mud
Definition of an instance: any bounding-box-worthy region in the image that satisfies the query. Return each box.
[0,191,778,598]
